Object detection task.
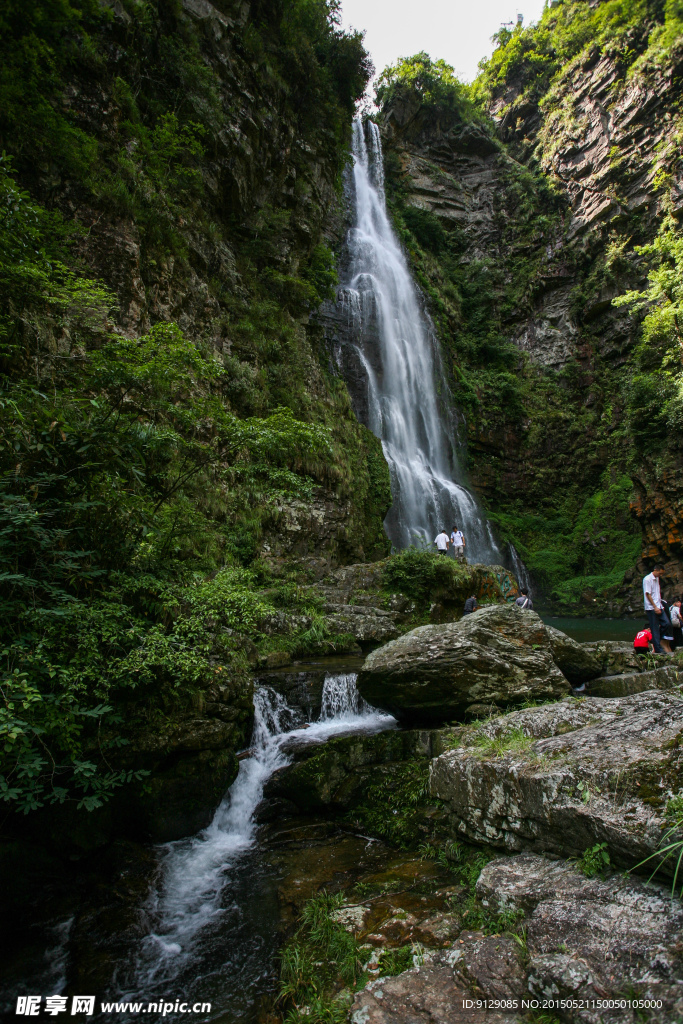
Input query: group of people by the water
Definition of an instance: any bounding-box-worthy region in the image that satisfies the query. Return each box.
[637,565,683,653]
[433,527,466,559]
[434,532,680,654]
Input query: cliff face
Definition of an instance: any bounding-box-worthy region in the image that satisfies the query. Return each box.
[0,0,391,838]
[377,15,683,611]
[6,0,389,565]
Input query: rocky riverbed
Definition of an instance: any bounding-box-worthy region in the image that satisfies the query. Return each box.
[3,604,683,1024]
[266,606,683,1024]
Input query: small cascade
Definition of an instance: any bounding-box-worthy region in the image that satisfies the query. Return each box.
[320,672,371,720]
[509,544,533,595]
[113,674,393,1018]
[335,119,501,562]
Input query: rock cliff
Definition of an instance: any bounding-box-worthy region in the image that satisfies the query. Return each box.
[375,14,683,611]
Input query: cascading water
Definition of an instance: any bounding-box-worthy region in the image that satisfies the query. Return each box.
[509,544,533,595]
[336,119,500,561]
[110,674,394,1020]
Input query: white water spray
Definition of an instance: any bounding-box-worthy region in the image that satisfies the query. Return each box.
[338,119,499,561]
[127,675,393,994]
[509,544,533,595]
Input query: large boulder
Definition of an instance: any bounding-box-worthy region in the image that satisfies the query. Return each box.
[356,605,570,725]
[351,853,683,1024]
[477,853,683,1024]
[430,690,683,868]
[544,625,601,684]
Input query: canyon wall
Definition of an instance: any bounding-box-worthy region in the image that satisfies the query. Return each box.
[376,12,683,611]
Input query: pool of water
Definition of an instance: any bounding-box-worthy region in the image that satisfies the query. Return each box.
[540,614,643,644]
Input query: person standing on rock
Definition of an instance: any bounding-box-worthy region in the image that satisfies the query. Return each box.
[450,526,465,560]
[643,564,665,653]
[463,594,478,615]
[670,599,683,649]
[515,588,533,610]
[660,597,674,653]
[434,529,450,555]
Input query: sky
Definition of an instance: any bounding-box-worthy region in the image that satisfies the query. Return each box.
[340,0,547,85]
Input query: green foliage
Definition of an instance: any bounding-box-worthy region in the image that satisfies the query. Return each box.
[449,848,526,935]
[488,474,640,608]
[460,892,525,935]
[0,161,338,812]
[477,0,680,106]
[344,759,431,848]
[0,154,113,351]
[376,52,485,125]
[377,944,419,976]
[0,0,104,178]
[382,548,469,603]
[472,726,535,757]
[632,791,683,897]
[0,0,385,824]
[278,891,368,1020]
[577,842,611,879]
[614,221,683,449]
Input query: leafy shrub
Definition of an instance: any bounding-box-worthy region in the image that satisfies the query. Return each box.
[578,842,611,879]
[376,52,486,126]
[343,759,430,848]
[382,548,468,603]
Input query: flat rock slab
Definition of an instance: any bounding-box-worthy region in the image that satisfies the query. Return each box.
[430,690,683,867]
[478,853,683,1024]
[357,605,571,726]
[582,640,643,677]
[587,664,681,698]
[351,936,525,1024]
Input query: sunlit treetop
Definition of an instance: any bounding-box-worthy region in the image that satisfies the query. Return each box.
[375,51,483,122]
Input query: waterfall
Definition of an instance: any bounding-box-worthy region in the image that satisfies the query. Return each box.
[113,674,394,1017]
[336,119,500,563]
[509,544,533,595]
[319,672,370,719]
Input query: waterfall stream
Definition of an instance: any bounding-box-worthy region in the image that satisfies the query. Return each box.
[336,119,500,561]
[111,674,394,1019]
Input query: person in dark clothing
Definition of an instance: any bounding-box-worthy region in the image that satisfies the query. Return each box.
[660,598,674,652]
[515,589,533,610]
[670,599,683,649]
[463,594,478,615]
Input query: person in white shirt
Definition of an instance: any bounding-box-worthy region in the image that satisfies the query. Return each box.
[450,527,465,560]
[643,565,665,653]
[434,530,450,555]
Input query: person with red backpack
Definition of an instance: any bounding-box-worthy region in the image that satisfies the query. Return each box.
[633,627,653,654]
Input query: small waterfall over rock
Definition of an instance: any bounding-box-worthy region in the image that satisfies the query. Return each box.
[320,672,371,719]
[509,544,533,595]
[111,674,394,1019]
[334,119,500,562]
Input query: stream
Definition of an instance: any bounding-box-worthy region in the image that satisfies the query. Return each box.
[1,673,396,1022]
[112,676,393,1021]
